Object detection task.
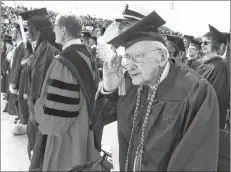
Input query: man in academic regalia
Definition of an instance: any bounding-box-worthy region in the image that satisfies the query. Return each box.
[196,25,230,129]
[93,11,219,171]
[96,4,151,170]
[18,8,61,169]
[34,12,100,171]
[184,39,202,71]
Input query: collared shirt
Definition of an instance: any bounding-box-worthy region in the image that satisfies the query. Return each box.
[62,38,82,50]
[32,40,37,52]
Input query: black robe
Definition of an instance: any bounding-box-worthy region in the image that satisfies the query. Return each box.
[95,59,219,171]
[1,46,8,94]
[18,56,30,125]
[197,56,230,129]
[8,42,28,116]
[185,58,201,71]
[27,40,60,171]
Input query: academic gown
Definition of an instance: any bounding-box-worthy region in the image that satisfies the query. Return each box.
[27,40,60,170]
[1,47,8,94]
[18,56,31,125]
[34,47,100,171]
[197,56,230,129]
[185,58,201,71]
[8,42,28,116]
[96,59,219,171]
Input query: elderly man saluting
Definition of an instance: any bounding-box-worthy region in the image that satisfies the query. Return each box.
[94,10,219,171]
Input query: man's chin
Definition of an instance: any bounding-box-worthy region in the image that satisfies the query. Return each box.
[131,77,143,85]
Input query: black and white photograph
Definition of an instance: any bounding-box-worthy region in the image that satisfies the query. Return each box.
[0,1,230,171]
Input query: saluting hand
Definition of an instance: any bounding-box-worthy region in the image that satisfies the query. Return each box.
[103,52,124,92]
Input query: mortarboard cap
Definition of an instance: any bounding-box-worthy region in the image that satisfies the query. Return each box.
[107,10,166,47]
[207,24,227,45]
[18,8,48,21]
[184,35,194,40]
[190,38,201,49]
[115,4,150,22]
[222,32,230,43]
[81,31,91,38]
[167,35,186,52]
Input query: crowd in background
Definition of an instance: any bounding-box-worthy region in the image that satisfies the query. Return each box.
[0,2,230,172]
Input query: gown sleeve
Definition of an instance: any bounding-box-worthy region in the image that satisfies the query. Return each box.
[35,59,81,136]
[167,79,219,171]
[9,45,27,88]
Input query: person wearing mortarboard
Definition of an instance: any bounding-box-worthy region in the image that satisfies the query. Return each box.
[183,34,194,50]
[180,35,194,62]
[33,12,100,171]
[96,4,152,170]
[92,10,219,171]
[166,35,186,62]
[196,24,230,130]
[18,8,61,170]
[184,38,202,71]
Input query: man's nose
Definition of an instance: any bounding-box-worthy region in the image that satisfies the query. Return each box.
[127,60,136,71]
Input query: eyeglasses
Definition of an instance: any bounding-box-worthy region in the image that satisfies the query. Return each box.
[188,47,197,51]
[125,49,161,63]
[201,41,212,45]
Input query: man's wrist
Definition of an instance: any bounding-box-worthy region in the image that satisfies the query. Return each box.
[101,86,115,94]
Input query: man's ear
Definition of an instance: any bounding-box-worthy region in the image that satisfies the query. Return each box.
[61,26,67,36]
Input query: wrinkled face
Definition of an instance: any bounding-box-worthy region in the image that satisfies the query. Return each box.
[201,37,212,54]
[125,40,168,85]
[183,38,190,48]
[188,44,199,58]
[11,28,18,42]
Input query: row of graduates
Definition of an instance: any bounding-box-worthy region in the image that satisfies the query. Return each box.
[0,5,230,172]
[161,28,230,130]
[1,8,103,171]
[1,9,61,163]
[92,6,231,171]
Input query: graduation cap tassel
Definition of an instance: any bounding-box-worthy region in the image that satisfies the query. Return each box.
[133,151,143,171]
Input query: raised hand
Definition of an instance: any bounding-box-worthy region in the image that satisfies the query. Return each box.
[103,54,124,92]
